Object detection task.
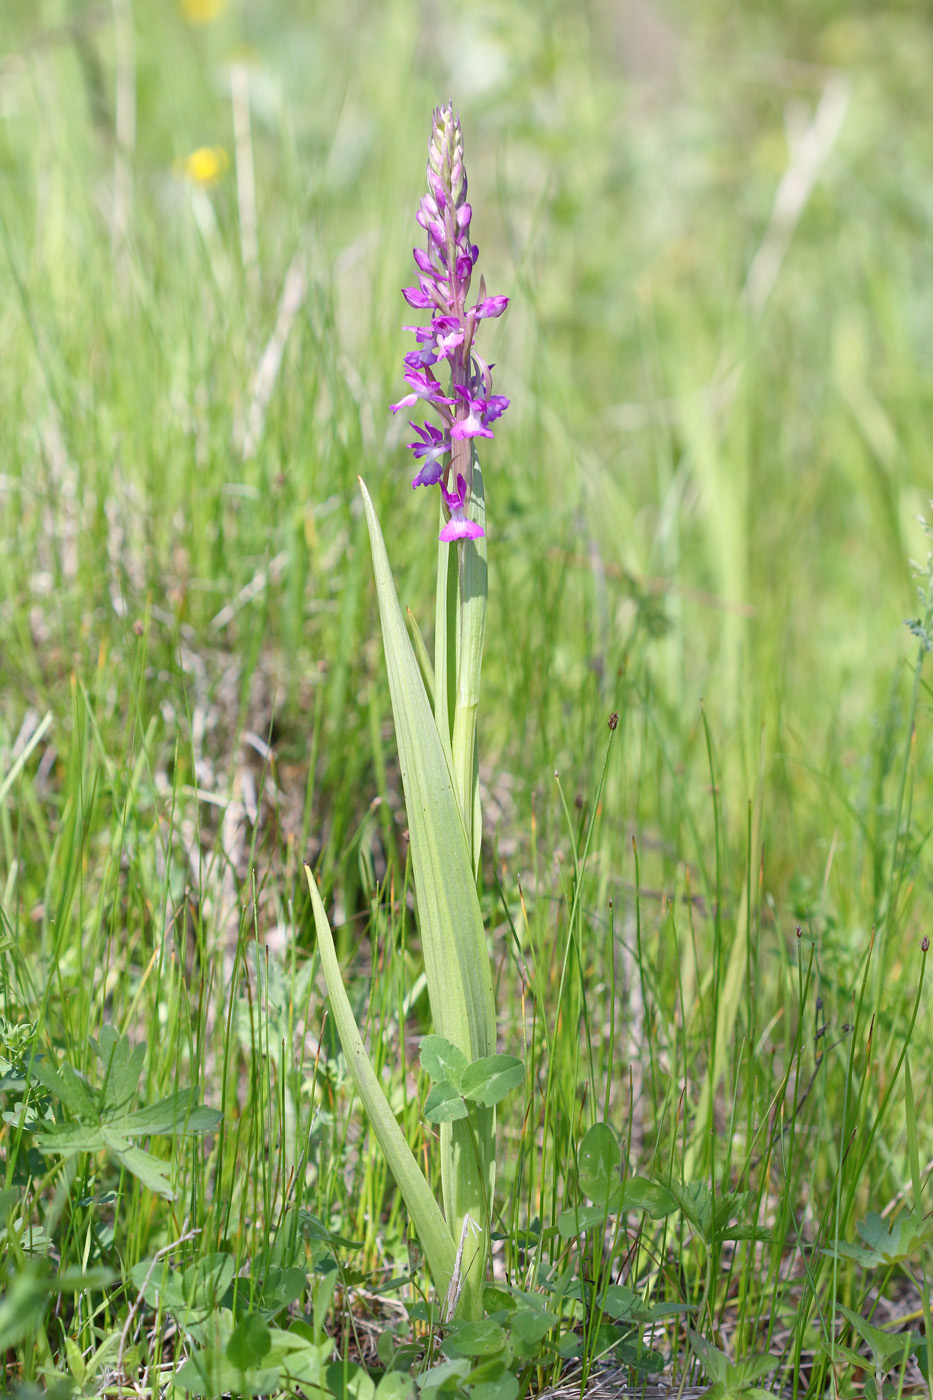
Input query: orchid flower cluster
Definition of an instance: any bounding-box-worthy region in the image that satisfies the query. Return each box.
[391,104,509,542]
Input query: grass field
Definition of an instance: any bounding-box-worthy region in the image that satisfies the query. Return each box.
[4,0,933,1395]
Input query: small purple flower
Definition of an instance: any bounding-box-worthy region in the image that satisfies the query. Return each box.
[408,421,450,488]
[474,296,508,320]
[480,393,509,425]
[439,474,484,542]
[390,367,453,414]
[433,320,465,359]
[401,283,435,310]
[393,103,509,543]
[449,386,495,441]
[403,325,441,368]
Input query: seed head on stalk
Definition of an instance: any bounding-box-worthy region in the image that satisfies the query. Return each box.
[392,104,509,542]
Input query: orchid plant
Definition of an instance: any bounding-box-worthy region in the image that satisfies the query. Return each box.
[305,105,516,1322]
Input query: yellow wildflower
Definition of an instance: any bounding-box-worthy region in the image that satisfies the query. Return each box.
[179,0,227,24]
[179,146,229,186]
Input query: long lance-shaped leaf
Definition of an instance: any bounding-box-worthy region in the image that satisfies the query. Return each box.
[304,866,455,1298]
[359,477,496,1318]
[359,478,495,1064]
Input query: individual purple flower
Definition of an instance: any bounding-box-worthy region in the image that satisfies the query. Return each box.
[449,386,495,441]
[390,367,453,414]
[433,319,465,359]
[408,421,450,488]
[439,474,484,542]
[403,325,441,368]
[473,296,508,320]
[401,283,435,310]
[393,103,509,543]
[480,393,508,425]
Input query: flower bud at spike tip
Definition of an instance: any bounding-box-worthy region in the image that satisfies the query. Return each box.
[394,104,509,542]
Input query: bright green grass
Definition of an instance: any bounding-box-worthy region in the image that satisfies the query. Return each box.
[3,0,933,1395]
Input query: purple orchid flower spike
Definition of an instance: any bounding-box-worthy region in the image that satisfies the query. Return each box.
[394,103,509,543]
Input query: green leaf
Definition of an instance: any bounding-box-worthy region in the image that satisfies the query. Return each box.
[227,1313,272,1371]
[685,1329,729,1385]
[509,1307,558,1345]
[446,1319,507,1357]
[424,1081,469,1123]
[617,1177,677,1218]
[91,1026,145,1113]
[328,1360,376,1400]
[839,1305,921,1370]
[577,1123,621,1205]
[30,1058,98,1119]
[305,867,455,1303]
[825,1210,933,1268]
[32,1043,220,1201]
[731,1354,779,1385]
[108,1143,176,1200]
[6,1217,52,1255]
[0,708,51,806]
[51,1265,116,1292]
[376,1373,415,1400]
[0,1265,49,1352]
[311,1257,339,1347]
[184,1253,236,1310]
[360,479,494,1060]
[461,1055,524,1107]
[258,1267,307,1316]
[666,1182,759,1243]
[470,1377,519,1400]
[35,1122,105,1154]
[99,1126,131,1153]
[819,1339,868,1371]
[557,1332,581,1359]
[175,1352,280,1396]
[376,1331,396,1369]
[130,1257,186,1311]
[674,1181,714,1235]
[483,1286,516,1314]
[279,1207,362,1250]
[417,1358,471,1395]
[556,1203,612,1239]
[420,1036,469,1091]
[614,1337,666,1376]
[119,1090,221,1136]
[598,1285,640,1321]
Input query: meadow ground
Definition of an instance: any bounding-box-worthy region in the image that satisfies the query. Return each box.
[3,1,933,1395]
